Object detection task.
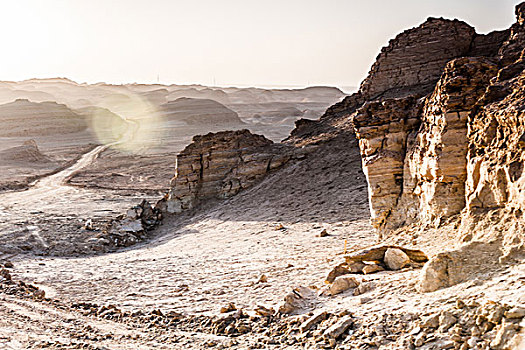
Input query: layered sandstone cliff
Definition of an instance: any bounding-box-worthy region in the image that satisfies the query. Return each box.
[159,4,525,294]
[160,129,297,213]
[359,18,476,100]
[285,3,525,296]
[328,12,517,236]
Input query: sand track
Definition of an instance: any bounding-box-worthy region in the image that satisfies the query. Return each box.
[0,120,148,255]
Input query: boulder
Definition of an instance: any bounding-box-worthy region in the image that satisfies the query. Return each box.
[278,286,317,314]
[328,276,359,295]
[419,253,452,292]
[505,306,525,319]
[300,310,328,333]
[322,315,353,340]
[384,248,410,270]
[325,264,350,283]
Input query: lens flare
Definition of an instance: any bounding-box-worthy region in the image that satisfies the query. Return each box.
[89,93,167,154]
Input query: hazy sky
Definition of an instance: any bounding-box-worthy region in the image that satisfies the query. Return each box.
[0,0,520,89]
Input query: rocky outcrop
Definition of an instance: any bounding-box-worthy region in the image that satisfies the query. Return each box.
[353,96,422,230]
[405,58,498,225]
[160,129,296,213]
[283,2,525,294]
[345,7,519,234]
[360,57,499,232]
[359,18,476,100]
[288,16,508,147]
[498,2,525,65]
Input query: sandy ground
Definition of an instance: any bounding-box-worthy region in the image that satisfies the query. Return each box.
[0,129,523,349]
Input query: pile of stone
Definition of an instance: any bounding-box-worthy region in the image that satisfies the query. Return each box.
[104,199,162,247]
[408,300,525,349]
[326,245,428,284]
[0,268,45,300]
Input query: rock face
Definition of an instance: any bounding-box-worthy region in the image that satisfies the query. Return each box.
[285,2,525,292]
[340,6,523,236]
[161,129,295,213]
[353,96,422,229]
[359,18,476,100]
[401,58,498,227]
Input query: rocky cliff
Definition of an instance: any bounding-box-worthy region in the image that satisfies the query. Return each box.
[350,5,524,242]
[160,129,298,213]
[359,18,476,100]
[283,3,525,297]
[160,3,525,293]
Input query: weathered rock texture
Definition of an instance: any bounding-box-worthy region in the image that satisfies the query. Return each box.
[285,2,525,292]
[353,97,422,229]
[340,10,520,236]
[161,129,296,213]
[383,57,499,231]
[359,18,476,100]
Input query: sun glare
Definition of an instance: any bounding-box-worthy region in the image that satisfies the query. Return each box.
[91,93,166,154]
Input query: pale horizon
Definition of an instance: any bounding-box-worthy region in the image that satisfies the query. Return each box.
[0,0,521,89]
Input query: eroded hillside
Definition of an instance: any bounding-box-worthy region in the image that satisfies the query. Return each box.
[1,3,525,350]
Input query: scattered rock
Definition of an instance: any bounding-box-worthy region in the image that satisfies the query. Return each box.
[278,286,317,314]
[359,297,372,304]
[439,311,457,331]
[257,274,268,283]
[220,302,236,313]
[505,306,525,319]
[300,310,328,333]
[414,332,426,347]
[328,276,359,295]
[483,301,506,324]
[353,281,376,296]
[491,320,519,349]
[421,313,440,328]
[322,315,353,340]
[319,229,329,237]
[105,199,162,247]
[384,248,410,270]
[0,268,12,281]
[254,305,274,317]
[362,263,384,274]
[84,219,94,231]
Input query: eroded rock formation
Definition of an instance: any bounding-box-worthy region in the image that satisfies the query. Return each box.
[284,2,525,297]
[160,129,297,213]
[359,18,476,100]
[331,10,521,238]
